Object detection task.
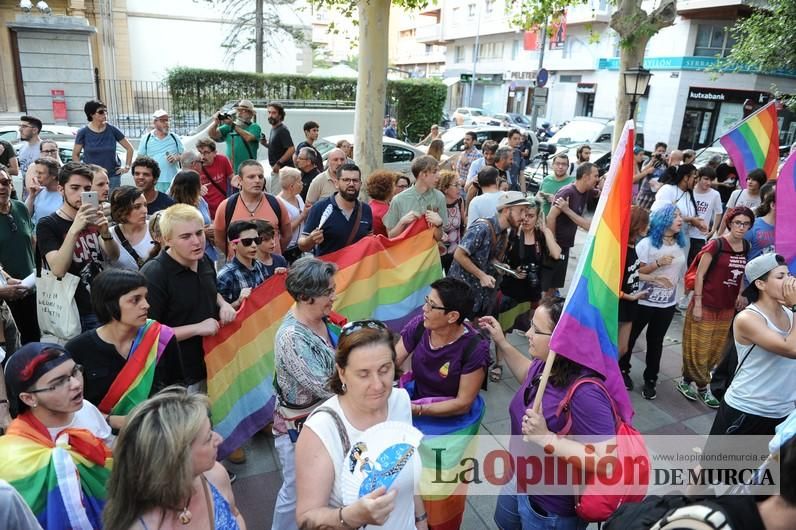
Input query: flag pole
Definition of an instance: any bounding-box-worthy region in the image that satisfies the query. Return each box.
[532,350,556,413]
[693,100,777,161]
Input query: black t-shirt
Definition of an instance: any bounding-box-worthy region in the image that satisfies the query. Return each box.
[140,251,218,384]
[300,167,320,201]
[716,163,739,204]
[501,228,547,303]
[296,141,324,173]
[36,213,106,316]
[0,140,16,167]
[147,192,175,216]
[268,123,295,167]
[66,328,185,406]
[621,245,641,296]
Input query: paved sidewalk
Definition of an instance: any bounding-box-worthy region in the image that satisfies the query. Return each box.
[228,229,715,528]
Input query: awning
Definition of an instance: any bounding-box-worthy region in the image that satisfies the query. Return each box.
[443,77,460,87]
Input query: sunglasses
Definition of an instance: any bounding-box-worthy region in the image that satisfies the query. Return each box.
[232,236,262,247]
[340,319,388,338]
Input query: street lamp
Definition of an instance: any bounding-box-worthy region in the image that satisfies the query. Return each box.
[623,66,652,119]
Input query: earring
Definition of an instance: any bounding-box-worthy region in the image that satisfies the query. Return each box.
[31,402,37,408]
[341,382,347,393]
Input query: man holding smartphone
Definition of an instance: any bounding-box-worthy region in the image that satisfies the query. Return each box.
[36,162,119,332]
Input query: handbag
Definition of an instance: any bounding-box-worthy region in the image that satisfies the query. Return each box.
[36,267,81,344]
[557,377,651,522]
[274,375,323,443]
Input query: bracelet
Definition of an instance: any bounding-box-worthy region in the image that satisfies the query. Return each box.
[694,294,703,297]
[339,506,356,529]
[415,512,428,522]
[101,234,113,241]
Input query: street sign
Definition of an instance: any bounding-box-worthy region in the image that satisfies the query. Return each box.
[536,68,549,88]
[533,86,548,106]
[460,73,472,82]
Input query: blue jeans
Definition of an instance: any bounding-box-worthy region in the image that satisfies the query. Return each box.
[109,174,121,190]
[494,490,587,530]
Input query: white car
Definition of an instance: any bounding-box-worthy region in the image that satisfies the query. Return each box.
[451,108,501,127]
[0,124,78,143]
[314,134,426,176]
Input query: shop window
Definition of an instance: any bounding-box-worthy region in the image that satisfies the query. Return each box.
[694,24,736,58]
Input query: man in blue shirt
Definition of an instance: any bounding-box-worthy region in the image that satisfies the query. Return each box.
[383,118,398,139]
[137,109,184,193]
[298,163,373,257]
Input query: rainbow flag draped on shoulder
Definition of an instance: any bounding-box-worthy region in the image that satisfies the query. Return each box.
[719,101,780,186]
[776,151,796,273]
[548,120,636,424]
[204,220,443,459]
[98,319,175,416]
[0,412,112,529]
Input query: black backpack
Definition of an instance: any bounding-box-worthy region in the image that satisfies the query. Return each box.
[222,191,284,253]
[605,494,763,530]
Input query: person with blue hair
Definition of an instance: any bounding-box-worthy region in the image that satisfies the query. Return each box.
[620,203,688,400]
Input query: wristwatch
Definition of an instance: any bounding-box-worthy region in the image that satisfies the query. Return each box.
[790,305,796,313]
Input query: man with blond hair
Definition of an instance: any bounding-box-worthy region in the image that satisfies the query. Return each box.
[383,154,446,237]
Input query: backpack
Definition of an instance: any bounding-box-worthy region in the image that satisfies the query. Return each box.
[223,191,284,253]
[606,494,761,530]
[411,321,489,391]
[557,377,651,522]
[142,131,181,153]
[684,238,750,291]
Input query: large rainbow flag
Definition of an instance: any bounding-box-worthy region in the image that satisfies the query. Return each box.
[719,101,780,186]
[0,412,112,529]
[547,120,636,424]
[204,220,443,458]
[776,151,796,273]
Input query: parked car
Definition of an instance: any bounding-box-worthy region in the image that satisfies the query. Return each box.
[451,107,500,127]
[438,125,512,155]
[0,124,78,143]
[493,113,533,130]
[548,117,645,149]
[314,134,426,176]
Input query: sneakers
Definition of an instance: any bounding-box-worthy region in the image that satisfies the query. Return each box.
[227,447,247,464]
[698,388,721,409]
[642,381,657,400]
[676,379,699,401]
[622,371,634,391]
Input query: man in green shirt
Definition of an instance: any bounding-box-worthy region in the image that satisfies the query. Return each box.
[383,155,446,238]
[208,99,262,172]
[537,153,575,215]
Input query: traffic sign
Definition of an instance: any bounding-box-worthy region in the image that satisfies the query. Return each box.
[536,68,549,88]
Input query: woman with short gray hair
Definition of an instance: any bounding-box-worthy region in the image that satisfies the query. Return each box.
[272,256,339,530]
[277,167,308,263]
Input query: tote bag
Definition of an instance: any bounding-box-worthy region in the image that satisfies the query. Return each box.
[36,268,81,344]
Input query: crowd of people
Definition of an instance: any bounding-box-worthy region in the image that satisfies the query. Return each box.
[0,98,795,530]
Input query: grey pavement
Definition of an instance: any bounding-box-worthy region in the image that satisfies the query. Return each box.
[227,228,715,528]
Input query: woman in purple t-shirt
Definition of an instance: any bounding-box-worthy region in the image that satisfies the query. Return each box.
[480,297,616,529]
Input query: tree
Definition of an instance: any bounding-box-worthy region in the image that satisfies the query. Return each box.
[510,0,677,148]
[198,0,307,72]
[722,0,796,108]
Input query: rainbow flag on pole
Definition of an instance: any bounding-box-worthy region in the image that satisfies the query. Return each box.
[204,221,443,458]
[776,151,796,273]
[719,101,780,186]
[548,120,636,423]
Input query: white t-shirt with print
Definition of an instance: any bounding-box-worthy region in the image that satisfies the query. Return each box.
[636,238,687,308]
[691,188,722,239]
[727,189,761,211]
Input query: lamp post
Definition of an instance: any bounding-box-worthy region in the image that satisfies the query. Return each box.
[623,66,652,119]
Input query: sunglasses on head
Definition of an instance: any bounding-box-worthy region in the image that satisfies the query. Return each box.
[340,319,388,338]
[232,236,262,247]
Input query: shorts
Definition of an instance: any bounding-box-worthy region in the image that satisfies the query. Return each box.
[541,248,570,291]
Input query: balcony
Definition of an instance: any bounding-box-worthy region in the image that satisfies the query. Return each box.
[415,23,447,44]
[565,3,612,25]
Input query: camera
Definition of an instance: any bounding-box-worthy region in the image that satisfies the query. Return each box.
[654,153,664,161]
[218,112,232,121]
[521,263,540,288]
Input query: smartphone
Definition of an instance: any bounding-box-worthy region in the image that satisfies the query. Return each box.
[81,191,99,209]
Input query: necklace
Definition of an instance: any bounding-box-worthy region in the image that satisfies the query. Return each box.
[178,496,192,524]
[241,194,264,217]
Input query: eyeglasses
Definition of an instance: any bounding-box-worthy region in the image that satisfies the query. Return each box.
[339,178,361,185]
[232,236,262,247]
[5,213,17,233]
[423,296,449,312]
[18,124,33,129]
[27,364,84,394]
[731,221,752,228]
[340,319,388,338]
[41,149,59,155]
[529,323,552,336]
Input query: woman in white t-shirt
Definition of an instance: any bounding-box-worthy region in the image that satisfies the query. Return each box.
[651,164,707,242]
[622,203,688,401]
[276,167,308,263]
[108,186,154,270]
[296,320,426,530]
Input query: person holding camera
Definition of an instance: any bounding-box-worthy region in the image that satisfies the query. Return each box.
[635,142,669,209]
[209,99,262,173]
[499,199,560,332]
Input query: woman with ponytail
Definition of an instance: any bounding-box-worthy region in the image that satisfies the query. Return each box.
[745,181,776,260]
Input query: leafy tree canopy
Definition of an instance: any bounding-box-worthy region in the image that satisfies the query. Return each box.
[723,0,796,73]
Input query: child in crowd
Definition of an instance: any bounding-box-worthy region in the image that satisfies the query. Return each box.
[217,220,271,309]
[254,219,288,277]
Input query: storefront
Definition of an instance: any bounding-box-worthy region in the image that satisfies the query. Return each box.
[678,86,772,149]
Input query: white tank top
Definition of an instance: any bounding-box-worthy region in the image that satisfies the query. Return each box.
[725,304,796,418]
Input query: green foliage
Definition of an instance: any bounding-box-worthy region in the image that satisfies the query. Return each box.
[507,0,582,31]
[388,79,447,143]
[166,68,447,136]
[723,0,796,73]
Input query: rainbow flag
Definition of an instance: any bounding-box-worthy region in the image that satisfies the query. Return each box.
[98,320,174,416]
[204,221,443,459]
[548,120,636,424]
[719,101,780,186]
[776,151,796,273]
[0,412,112,529]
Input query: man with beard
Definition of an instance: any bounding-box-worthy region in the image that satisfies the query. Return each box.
[213,159,292,257]
[195,138,234,218]
[449,190,530,318]
[137,109,184,193]
[260,102,295,177]
[25,158,62,225]
[298,162,372,257]
[209,99,262,173]
[306,148,345,206]
[17,116,42,176]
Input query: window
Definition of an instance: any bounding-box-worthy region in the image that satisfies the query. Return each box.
[425,44,433,55]
[383,146,414,164]
[511,40,520,60]
[468,3,476,17]
[455,46,465,63]
[485,0,496,13]
[694,24,736,58]
[559,74,582,83]
[477,42,504,60]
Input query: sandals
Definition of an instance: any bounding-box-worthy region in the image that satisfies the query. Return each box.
[489,363,504,383]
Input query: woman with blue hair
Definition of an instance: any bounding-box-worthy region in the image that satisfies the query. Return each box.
[620,203,688,400]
